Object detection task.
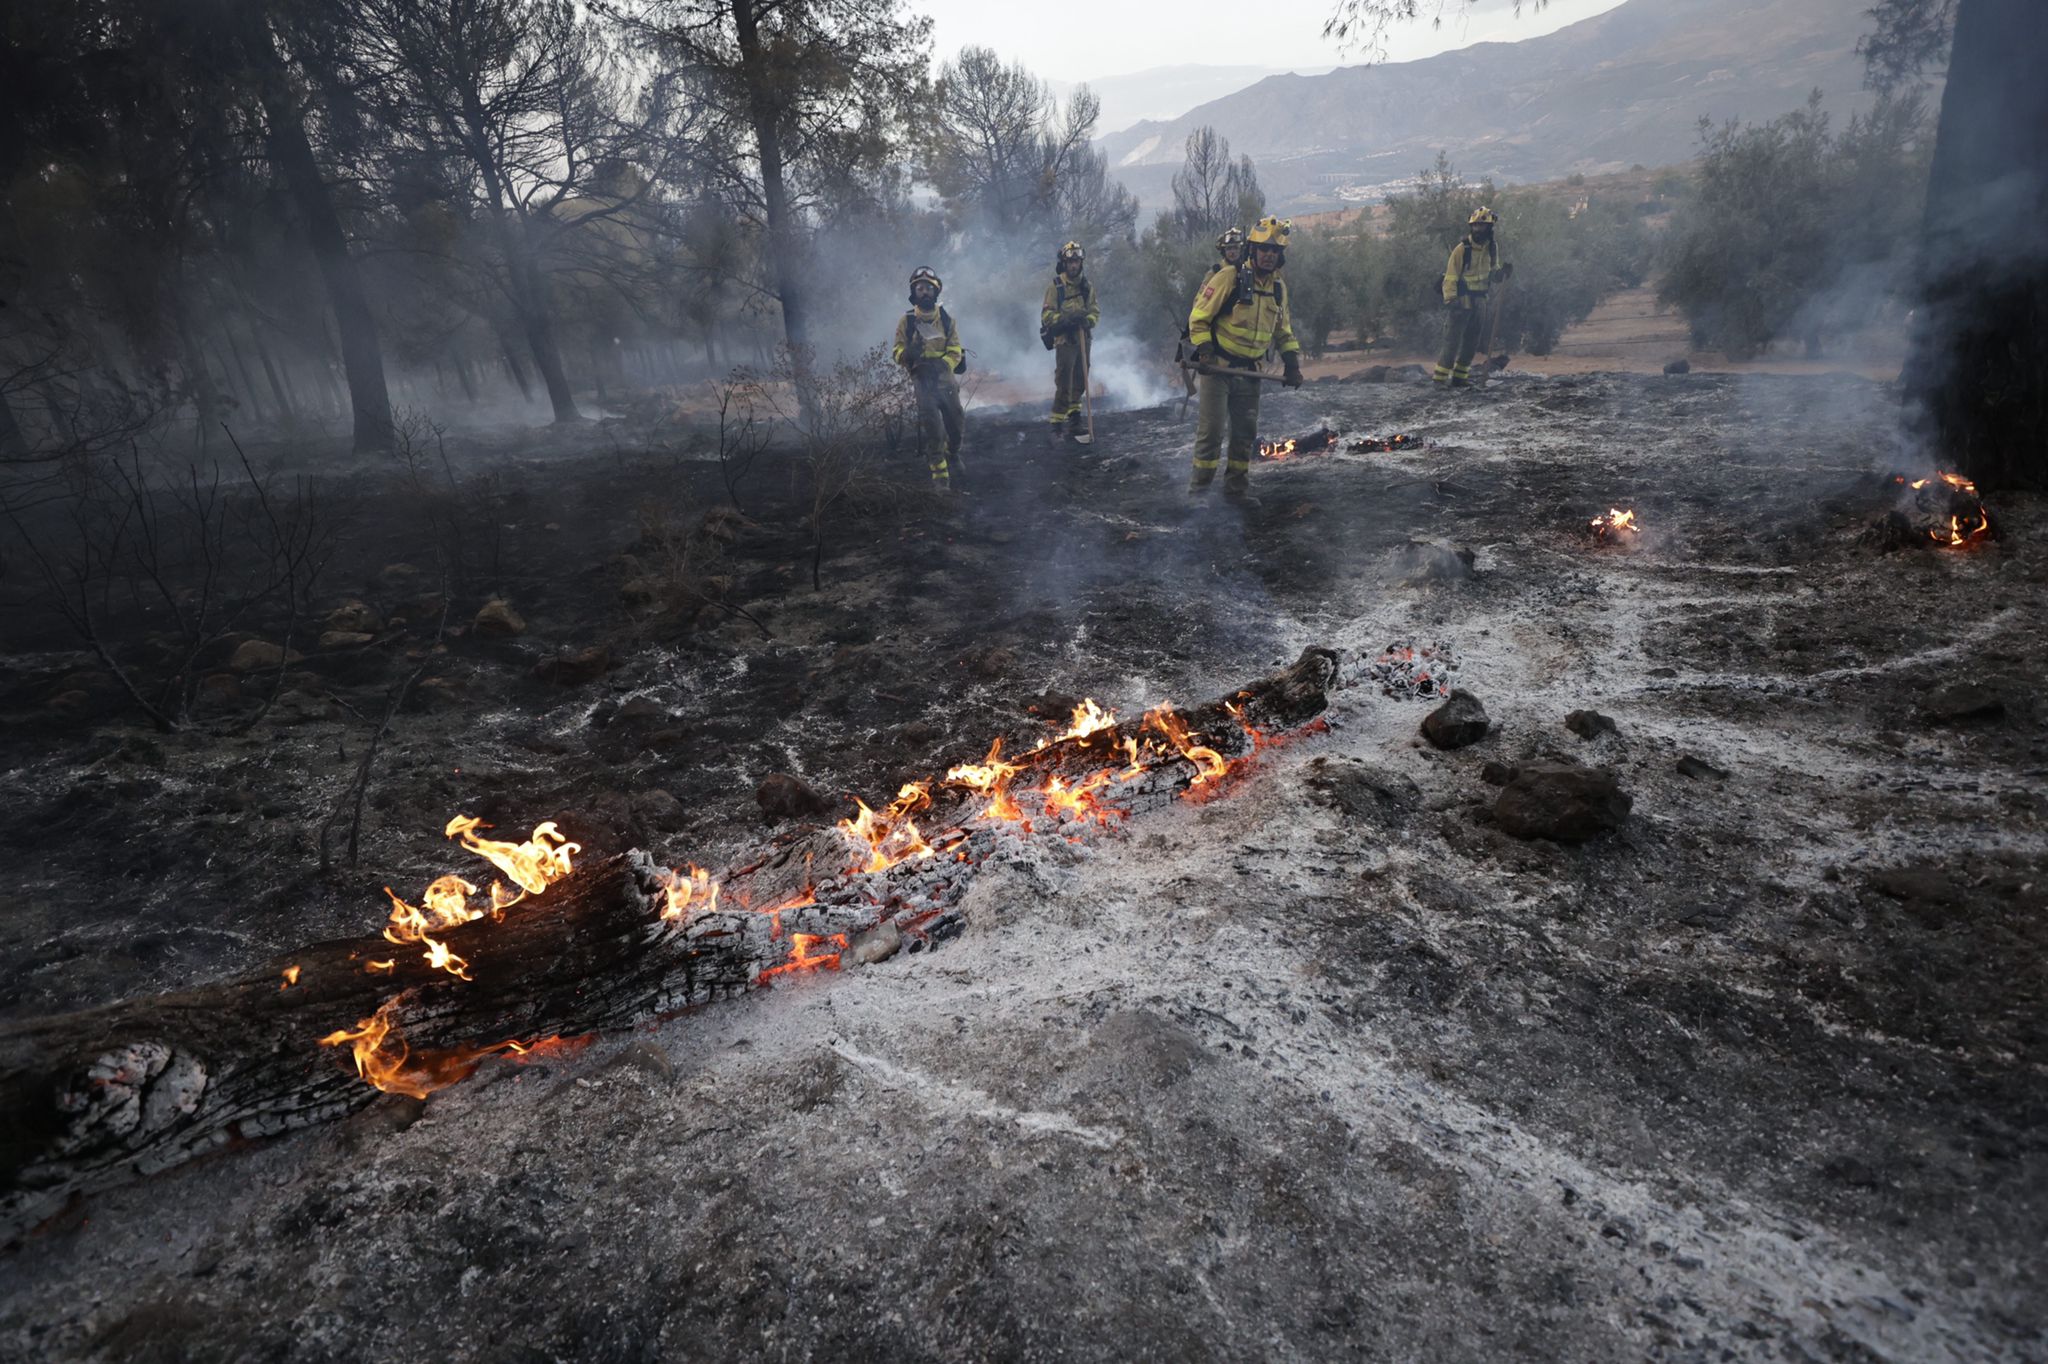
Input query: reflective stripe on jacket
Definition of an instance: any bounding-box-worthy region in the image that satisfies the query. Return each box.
[1041,274,1099,332]
[1442,236,1498,305]
[893,307,963,368]
[1188,265,1298,361]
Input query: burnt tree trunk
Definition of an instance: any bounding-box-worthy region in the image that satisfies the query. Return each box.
[0,649,1338,1241]
[248,83,396,452]
[731,0,816,428]
[1903,0,2048,490]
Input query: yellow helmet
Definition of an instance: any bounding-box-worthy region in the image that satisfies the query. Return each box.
[1248,216,1291,247]
[1057,241,1085,267]
[1469,207,1499,227]
[909,266,942,298]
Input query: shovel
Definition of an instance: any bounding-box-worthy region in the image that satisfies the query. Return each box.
[1073,330,1095,446]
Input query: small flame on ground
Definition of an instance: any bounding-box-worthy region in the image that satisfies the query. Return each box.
[1589,508,1640,539]
[1893,470,1995,547]
[365,959,396,974]
[280,965,301,990]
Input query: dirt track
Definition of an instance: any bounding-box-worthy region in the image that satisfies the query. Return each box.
[1,368,2042,1362]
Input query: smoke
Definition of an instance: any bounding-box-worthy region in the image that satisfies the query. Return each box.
[791,219,1178,423]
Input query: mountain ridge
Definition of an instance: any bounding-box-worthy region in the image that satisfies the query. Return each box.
[1101,0,1896,215]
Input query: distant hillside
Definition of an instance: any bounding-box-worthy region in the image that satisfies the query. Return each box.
[1047,64,1335,138]
[1101,0,1903,216]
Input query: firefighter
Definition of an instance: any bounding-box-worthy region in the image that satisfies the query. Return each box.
[1186,216,1302,500]
[1040,241,1099,439]
[1212,226,1246,277]
[1176,228,1249,413]
[1434,207,1513,389]
[892,267,967,491]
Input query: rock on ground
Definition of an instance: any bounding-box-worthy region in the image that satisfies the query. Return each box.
[1421,689,1490,750]
[1493,762,1632,842]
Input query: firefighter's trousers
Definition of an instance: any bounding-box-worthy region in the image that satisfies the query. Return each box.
[1191,366,1261,487]
[912,364,965,484]
[1435,301,1487,385]
[1050,335,1088,427]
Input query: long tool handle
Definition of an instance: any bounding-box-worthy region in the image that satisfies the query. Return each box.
[1082,330,1095,443]
[1180,361,1290,385]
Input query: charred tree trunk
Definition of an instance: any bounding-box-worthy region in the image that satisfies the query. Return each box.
[732,0,815,424]
[500,331,536,402]
[0,390,26,460]
[1902,0,2048,490]
[220,326,268,424]
[239,9,395,455]
[0,650,1338,1241]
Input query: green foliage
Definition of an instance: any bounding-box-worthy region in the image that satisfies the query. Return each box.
[1658,92,1929,359]
[1123,148,1649,363]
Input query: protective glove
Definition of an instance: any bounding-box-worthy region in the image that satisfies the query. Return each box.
[1191,342,1213,366]
[1281,355,1304,389]
[1494,262,1514,284]
[952,358,966,376]
[1039,327,1057,351]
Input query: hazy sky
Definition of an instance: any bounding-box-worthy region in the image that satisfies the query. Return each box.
[907,0,1633,84]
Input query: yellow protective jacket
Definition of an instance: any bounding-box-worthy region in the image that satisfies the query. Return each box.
[1188,263,1298,362]
[892,305,963,370]
[1441,235,1500,307]
[1041,272,1099,336]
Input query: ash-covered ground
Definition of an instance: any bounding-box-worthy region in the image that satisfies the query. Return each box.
[2,369,2043,1361]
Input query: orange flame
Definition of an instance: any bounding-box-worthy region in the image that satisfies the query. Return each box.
[758,932,849,983]
[505,1034,595,1062]
[1144,705,1227,788]
[1047,698,1118,746]
[838,782,936,873]
[365,959,396,974]
[280,965,301,990]
[1932,509,1993,546]
[444,815,579,907]
[1042,770,1123,825]
[658,864,720,921]
[1589,508,1639,538]
[319,1000,502,1100]
[946,738,1027,822]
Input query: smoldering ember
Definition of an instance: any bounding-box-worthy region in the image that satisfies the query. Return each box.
[2,1,2044,1361]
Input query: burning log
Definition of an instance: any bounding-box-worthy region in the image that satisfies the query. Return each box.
[1348,433,1421,453]
[0,648,1339,1241]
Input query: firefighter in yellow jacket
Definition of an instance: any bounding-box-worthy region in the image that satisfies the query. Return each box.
[1186,216,1302,499]
[892,267,967,490]
[1435,207,1512,388]
[1040,241,1099,439]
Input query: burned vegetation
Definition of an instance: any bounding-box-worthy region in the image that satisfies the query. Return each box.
[0,366,2042,1363]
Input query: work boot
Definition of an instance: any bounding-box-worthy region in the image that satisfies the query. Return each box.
[1223,480,1260,508]
[1187,475,1214,495]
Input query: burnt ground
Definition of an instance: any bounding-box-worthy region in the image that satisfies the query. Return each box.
[1,369,2044,1361]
